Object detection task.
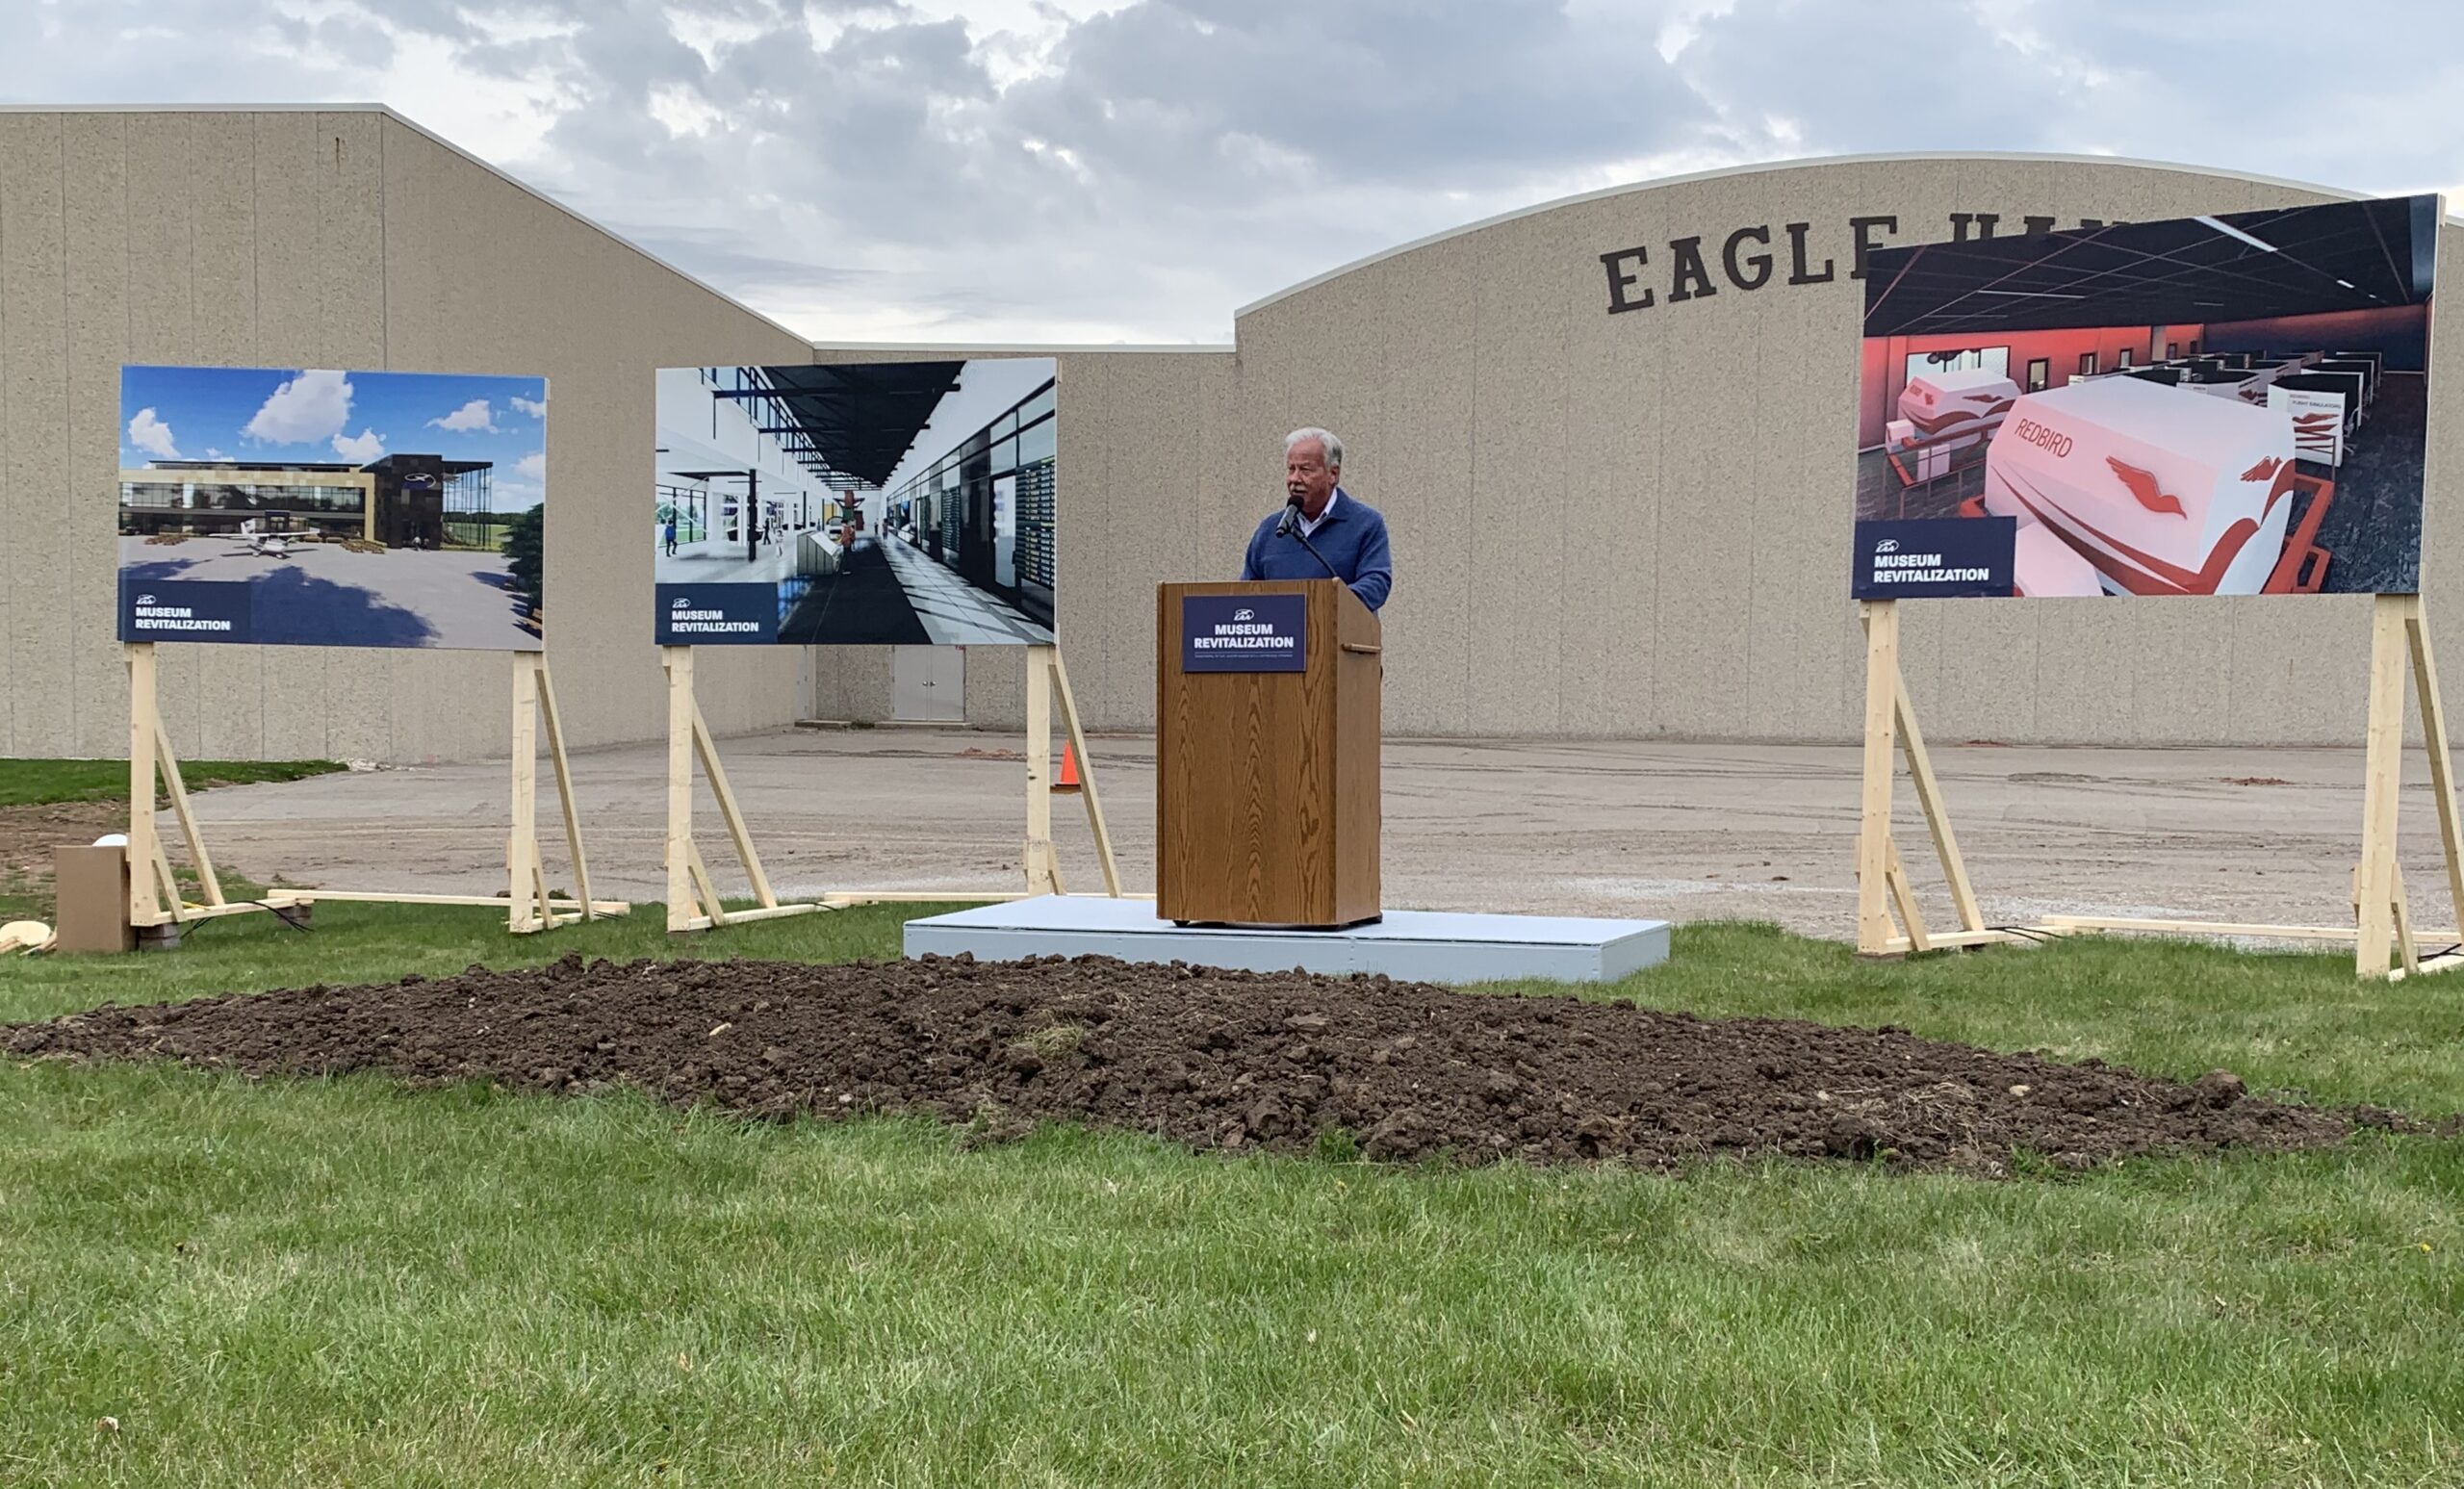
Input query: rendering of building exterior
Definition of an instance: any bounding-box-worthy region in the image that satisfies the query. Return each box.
[119,462,379,542]
[119,452,491,549]
[1,105,2458,759]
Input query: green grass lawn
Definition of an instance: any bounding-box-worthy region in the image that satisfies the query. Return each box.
[0,757,347,809]
[5,907,2463,1486]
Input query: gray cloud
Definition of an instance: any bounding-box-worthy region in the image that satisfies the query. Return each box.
[1007,0,1714,192]
[1680,0,2464,194]
[1679,0,2091,156]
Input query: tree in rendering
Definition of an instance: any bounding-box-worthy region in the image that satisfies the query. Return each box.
[503,503,544,625]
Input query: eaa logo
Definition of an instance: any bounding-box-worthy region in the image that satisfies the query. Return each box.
[1232,607,1255,622]
[1874,538,1900,554]
[134,593,157,605]
[671,596,691,609]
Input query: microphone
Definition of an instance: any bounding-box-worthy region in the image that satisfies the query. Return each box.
[1275,496,1302,537]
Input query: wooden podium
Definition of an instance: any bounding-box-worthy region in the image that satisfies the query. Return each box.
[1156,579,1381,927]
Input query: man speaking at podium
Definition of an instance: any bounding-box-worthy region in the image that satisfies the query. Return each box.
[1242,427,1392,611]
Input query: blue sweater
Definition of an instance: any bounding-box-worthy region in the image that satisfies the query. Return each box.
[1240,489,1393,611]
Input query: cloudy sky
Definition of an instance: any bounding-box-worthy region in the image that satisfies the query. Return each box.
[13,1,2463,343]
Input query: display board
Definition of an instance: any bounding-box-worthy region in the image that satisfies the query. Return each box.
[653,358,1057,645]
[118,365,548,648]
[1850,194,2438,599]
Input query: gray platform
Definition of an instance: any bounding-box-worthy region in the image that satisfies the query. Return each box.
[904,895,1669,983]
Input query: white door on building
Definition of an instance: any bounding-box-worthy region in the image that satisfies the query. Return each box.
[892,646,965,722]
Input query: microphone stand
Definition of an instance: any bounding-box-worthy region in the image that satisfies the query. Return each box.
[1293,527,1342,583]
[1278,499,1343,583]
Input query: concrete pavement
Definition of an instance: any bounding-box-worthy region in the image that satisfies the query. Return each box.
[167,728,2435,941]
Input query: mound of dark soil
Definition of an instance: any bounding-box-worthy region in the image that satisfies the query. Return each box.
[3,953,2389,1174]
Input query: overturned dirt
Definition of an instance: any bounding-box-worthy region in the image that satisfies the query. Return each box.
[0,800,127,912]
[3,954,2391,1174]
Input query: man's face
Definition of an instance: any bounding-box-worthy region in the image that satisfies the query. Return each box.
[1285,440,1337,514]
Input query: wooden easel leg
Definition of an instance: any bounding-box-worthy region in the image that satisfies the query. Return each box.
[2402,599,2464,937]
[690,700,777,910]
[664,646,697,932]
[151,721,225,908]
[1023,644,1062,895]
[149,841,183,924]
[2356,594,2411,978]
[2393,865,2421,975]
[126,643,165,928]
[508,655,545,933]
[534,660,598,920]
[658,645,815,933]
[1047,649,1121,896]
[1856,603,1902,954]
[686,842,728,928]
[1893,672,1985,934]
[1885,840,1931,952]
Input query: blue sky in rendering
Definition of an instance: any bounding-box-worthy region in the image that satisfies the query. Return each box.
[119,367,551,509]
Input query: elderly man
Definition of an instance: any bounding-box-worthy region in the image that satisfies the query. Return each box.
[1241,426,1392,611]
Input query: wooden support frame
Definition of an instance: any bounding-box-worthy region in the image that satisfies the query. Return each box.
[664,642,1126,933]
[128,643,237,926]
[1855,602,2008,958]
[295,890,629,913]
[1022,644,1122,898]
[127,642,300,930]
[2037,913,2464,944]
[663,645,823,934]
[2352,592,2464,979]
[1855,595,2464,981]
[124,643,623,937]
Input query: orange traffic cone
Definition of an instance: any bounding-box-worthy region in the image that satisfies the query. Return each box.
[1054,741,1083,793]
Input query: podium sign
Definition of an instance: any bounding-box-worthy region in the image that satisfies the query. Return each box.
[655,584,781,644]
[1181,593,1306,672]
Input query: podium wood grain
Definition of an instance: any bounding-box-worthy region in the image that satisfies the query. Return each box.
[1157,579,1380,926]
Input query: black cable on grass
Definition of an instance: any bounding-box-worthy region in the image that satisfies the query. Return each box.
[167,901,313,943]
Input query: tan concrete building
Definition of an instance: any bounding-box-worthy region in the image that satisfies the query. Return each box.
[3,106,2457,760]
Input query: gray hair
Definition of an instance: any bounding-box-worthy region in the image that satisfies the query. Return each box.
[1284,426,1343,471]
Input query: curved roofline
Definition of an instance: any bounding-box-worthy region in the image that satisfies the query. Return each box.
[11,118,2439,347]
[1235,149,2435,320]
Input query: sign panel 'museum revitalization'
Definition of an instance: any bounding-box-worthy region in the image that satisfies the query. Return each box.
[1850,194,2438,600]
[118,365,549,648]
[1181,593,1307,673]
[653,359,1058,645]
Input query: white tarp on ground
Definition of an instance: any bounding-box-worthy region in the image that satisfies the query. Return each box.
[1982,375,2299,597]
